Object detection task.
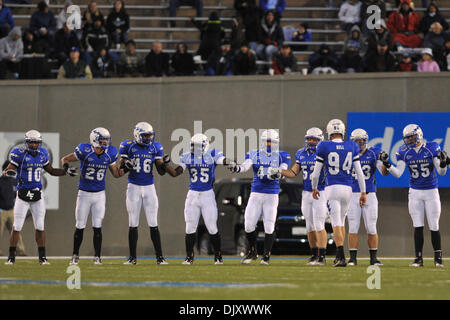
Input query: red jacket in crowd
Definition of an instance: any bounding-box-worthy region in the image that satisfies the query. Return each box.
[387,0,423,48]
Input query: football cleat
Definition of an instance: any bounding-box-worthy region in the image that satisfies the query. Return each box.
[333,258,347,267]
[5,257,15,265]
[370,259,383,266]
[316,256,326,266]
[214,254,223,265]
[39,257,50,265]
[347,258,357,266]
[306,255,318,265]
[241,250,258,264]
[409,258,424,267]
[260,255,270,265]
[70,254,79,265]
[182,256,194,265]
[434,258,444,268]
[93,256,102,265]
[157,256,168,265]
[124,257,137,265]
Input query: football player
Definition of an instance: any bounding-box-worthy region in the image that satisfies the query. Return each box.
[347,129,388,266]
[310,119,366,267]
[163,133,231,265]
[276,127,329,266]
[118,122,170,265]
[381,124,447,267]
[61,127,124,265]
[4,130,73,265]
[228,129,291,265]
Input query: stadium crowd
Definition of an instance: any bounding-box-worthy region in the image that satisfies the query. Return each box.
[0,0,449,79]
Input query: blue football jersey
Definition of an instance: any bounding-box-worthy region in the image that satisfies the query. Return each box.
[180,149,224,192]
[119,140,164,186]
[316,140,360,187]
[396,141,441,190]
[246,149,291,194]
[75,143,118,192]
[295,148,325,192]
[351,146,382,193]
[9,147,49,190]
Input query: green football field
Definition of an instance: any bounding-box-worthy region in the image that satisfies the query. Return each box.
[0,256,449,300]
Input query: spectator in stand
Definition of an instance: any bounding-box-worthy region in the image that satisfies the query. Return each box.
[53,23,80,65]
[420,2,449,36]
[106,0,130,50]
[20,28,50,79]
[0,26,22,79]
[339,42,364,72]
[191,12,225,61]
[171,42,195,76]
[169,0,203,27]
[364,39,397,72]
[83,19,109,54]
[360,0,386,37]
[338,0,362,33]
[395,0,429,8]
[387,0,422,49]
[442,35,450,71]
[417,47,440,72]
[255,10,284,62]
[145,41,170,77]
[56,0,72,31]
[344,24,366,56]
[91,47,115,78]
[308,44,339,73]
[233,42,257,75]
[57,46,93,79]
[271,43,297,75]
[29,1,56,45]
[259,0,285,21]
[234,0,261,50]
[117,40,144,77]
[0,0,14,39]
[207,39,234,76]
[82,0,104,32]
[291,23,312,51]
[424,22,446,67]
[396,51,417,71]
[367,19,393,51]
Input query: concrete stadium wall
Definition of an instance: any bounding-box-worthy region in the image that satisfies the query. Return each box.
[0,72,449,257]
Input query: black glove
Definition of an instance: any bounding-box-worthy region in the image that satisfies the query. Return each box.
[437,151,448,168]
[63,163,78,176]
[379,151,391,169]
[162,154,171,165]
[120,159,134,173]
[228,161,240,173]
[4,169,17,179]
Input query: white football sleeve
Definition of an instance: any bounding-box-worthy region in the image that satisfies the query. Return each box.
[238,159,253,173]
[388,160,406,178]
[353,160,366,193]
[311,161,323,190]
[433,157,447,176]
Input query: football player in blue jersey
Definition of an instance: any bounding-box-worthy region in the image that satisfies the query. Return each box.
[277,127,329,266]
[119,122,170,265]
[61,127,124,265]
[163,133,232,265]
[228,129,291,265]
[347,129,389,266]
[3,130,73,265]
[381,124,447,267]
[310,119,366,267]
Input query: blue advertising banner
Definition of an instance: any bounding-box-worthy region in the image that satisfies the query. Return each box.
[347,112,450,188]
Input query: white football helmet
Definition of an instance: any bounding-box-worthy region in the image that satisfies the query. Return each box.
[260,129,280,146]
[304,127,324,150]
[190,133,209,154]
[326,119,346,140]
[350,128,369,149]
[25,130,42,152]
[403,124,423,148]
[90,127,111,150]
[134,122,154,146]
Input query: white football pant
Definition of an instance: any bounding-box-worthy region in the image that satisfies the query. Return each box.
[408,188,441,231]
[13,195,46,232]
[302,190,328,232]
[184,189,218,234]
[244,192,278,234]
[347,192,378,235]
[126,183,159,227]
[75,190,106,229]
[324,185,352,228]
